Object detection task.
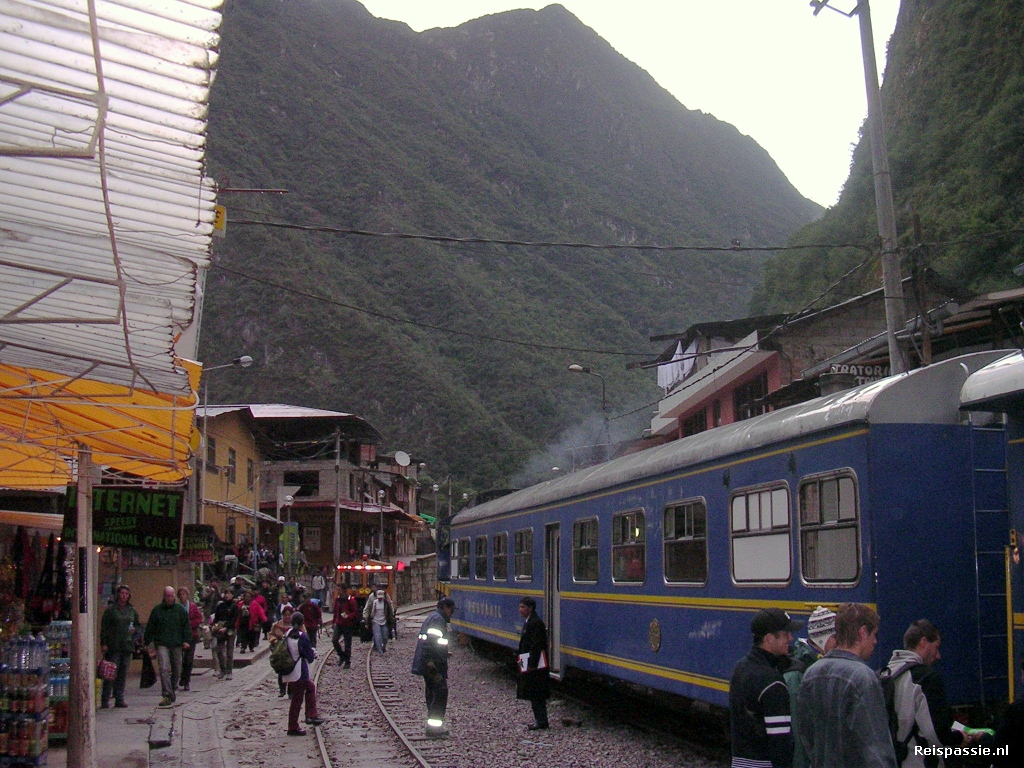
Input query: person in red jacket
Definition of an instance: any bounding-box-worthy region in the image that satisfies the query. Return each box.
[177,587,204,691]
[238,591,266,653]
[297,593,323,647]
[331,587,359,669]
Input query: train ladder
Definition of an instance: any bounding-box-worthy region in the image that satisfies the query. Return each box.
[970,420,1011,705]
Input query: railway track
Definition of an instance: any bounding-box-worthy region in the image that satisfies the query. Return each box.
[311,613,457,768]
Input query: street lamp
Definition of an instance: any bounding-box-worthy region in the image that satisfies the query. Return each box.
[377,489,386,558]
[568,363,610,460]
[199,355,253,525]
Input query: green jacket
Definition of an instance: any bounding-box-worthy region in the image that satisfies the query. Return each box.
[143,601,191,647]
[100,603,140,653]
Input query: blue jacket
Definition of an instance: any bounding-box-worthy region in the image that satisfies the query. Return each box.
[411,609,450,678]
[797,649,897,768]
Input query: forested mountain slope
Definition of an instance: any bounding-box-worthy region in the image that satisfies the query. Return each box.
[752,0,1024,314]
[201,0,821,488]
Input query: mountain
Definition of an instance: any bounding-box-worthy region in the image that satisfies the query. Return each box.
[200,0,821,490]
[751,0,1024,314]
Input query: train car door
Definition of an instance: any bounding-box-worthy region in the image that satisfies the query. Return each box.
[545,523,561,678]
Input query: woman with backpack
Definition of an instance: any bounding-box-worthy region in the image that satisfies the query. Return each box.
[269,604,296,697]
[281,612,323,736]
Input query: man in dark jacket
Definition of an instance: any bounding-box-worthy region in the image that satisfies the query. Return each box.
[516,597,551,731]
[100,584,139,709]
[144,586,191,706]
[729,607,802,768]
[411,597,455,739]
[331,587,359,669]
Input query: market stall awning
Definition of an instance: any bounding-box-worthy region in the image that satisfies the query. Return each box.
[0,358,200,487]
[0,0,224,485]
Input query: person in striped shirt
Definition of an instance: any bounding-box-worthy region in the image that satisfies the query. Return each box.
[729,608,803,768]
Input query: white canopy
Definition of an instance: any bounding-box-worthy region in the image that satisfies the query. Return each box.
[0,0,222,396]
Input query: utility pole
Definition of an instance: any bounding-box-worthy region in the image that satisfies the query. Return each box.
[333,429,341,563]
[814,0,908,374]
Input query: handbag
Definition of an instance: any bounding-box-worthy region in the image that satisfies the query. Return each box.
[97,659,118,681]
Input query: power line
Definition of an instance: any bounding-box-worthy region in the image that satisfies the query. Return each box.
[212,263,651,357]
[228,216,877,254]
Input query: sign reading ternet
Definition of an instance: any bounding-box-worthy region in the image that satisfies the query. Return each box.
[62,485,185,554]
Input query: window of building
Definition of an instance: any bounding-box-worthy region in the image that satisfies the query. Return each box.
[247,458,254,489]
[475,535,488,580]
[681,408,707,437]
[514,529,533,581]
[611,509,645,583]
[664,499,708,584]
[283,471,319,498]
[572,518,599,582]
[206,436,216,468]
[492,533,508,580]
[227,448,237,484]
[734,371,769,422]
[712,400,722,427]
[730,484,791,583]
[225,516,235,546]
[456,538,471,579]
[799,472,860,583]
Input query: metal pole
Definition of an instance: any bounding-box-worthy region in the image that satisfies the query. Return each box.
[856,0,908,374]
[68,446,97,768]
[333,430,341,563]
[199,378,208,525]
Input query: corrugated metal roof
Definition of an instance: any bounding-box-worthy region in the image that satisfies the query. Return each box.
[0,0,222,395]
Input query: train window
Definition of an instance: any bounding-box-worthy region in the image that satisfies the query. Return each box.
[612,509,645,584]
[664,499,707,585]
[492,533,508,580]
[475,535,488,580]
[456,538,471,579]
[730,484,791,583]
[514,529,533,580]
[799,472,860,583]
[572,518,599,583]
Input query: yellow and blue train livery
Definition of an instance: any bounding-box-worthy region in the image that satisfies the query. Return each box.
[446,351,1020,710]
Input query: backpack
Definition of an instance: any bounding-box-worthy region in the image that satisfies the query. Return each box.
[270,636,297,676]
[878,662,920,764]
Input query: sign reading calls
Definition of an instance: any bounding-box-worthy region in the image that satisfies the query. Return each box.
[62,485,185,554]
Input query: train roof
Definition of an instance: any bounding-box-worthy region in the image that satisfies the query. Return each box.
[960,351,1024,412]
[455,351,1006,524]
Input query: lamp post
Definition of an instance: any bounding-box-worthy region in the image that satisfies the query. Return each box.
[281,494,294,576]
[199,355,253,526]
[568,363,610,461]
[377,489,386,558]
[810,0,907,374]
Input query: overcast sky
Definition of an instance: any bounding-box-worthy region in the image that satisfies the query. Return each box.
[360,0,901,208]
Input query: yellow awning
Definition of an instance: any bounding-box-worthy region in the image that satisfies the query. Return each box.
[0,359,201,488]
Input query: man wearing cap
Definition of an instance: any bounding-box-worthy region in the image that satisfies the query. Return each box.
[797,603,896,768]
[730,608,801,767]
[411,597,456,739]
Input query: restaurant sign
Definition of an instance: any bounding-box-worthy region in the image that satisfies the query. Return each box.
[62,485,185,555]
[179,524,216,562]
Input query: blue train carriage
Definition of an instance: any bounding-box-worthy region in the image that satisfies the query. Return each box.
[961,350,1024,705]
[448,351,1012,710]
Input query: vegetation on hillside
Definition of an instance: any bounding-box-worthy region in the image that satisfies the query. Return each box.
[202,0,820,490]
[752,0,1024,314]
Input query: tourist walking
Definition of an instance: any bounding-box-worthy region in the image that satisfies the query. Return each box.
[144,586,191,707]
[99,584,139,709]
[282,613,323,735]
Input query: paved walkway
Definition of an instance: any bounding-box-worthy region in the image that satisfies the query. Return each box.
[47,639,273,768]
[46,601,439,768]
